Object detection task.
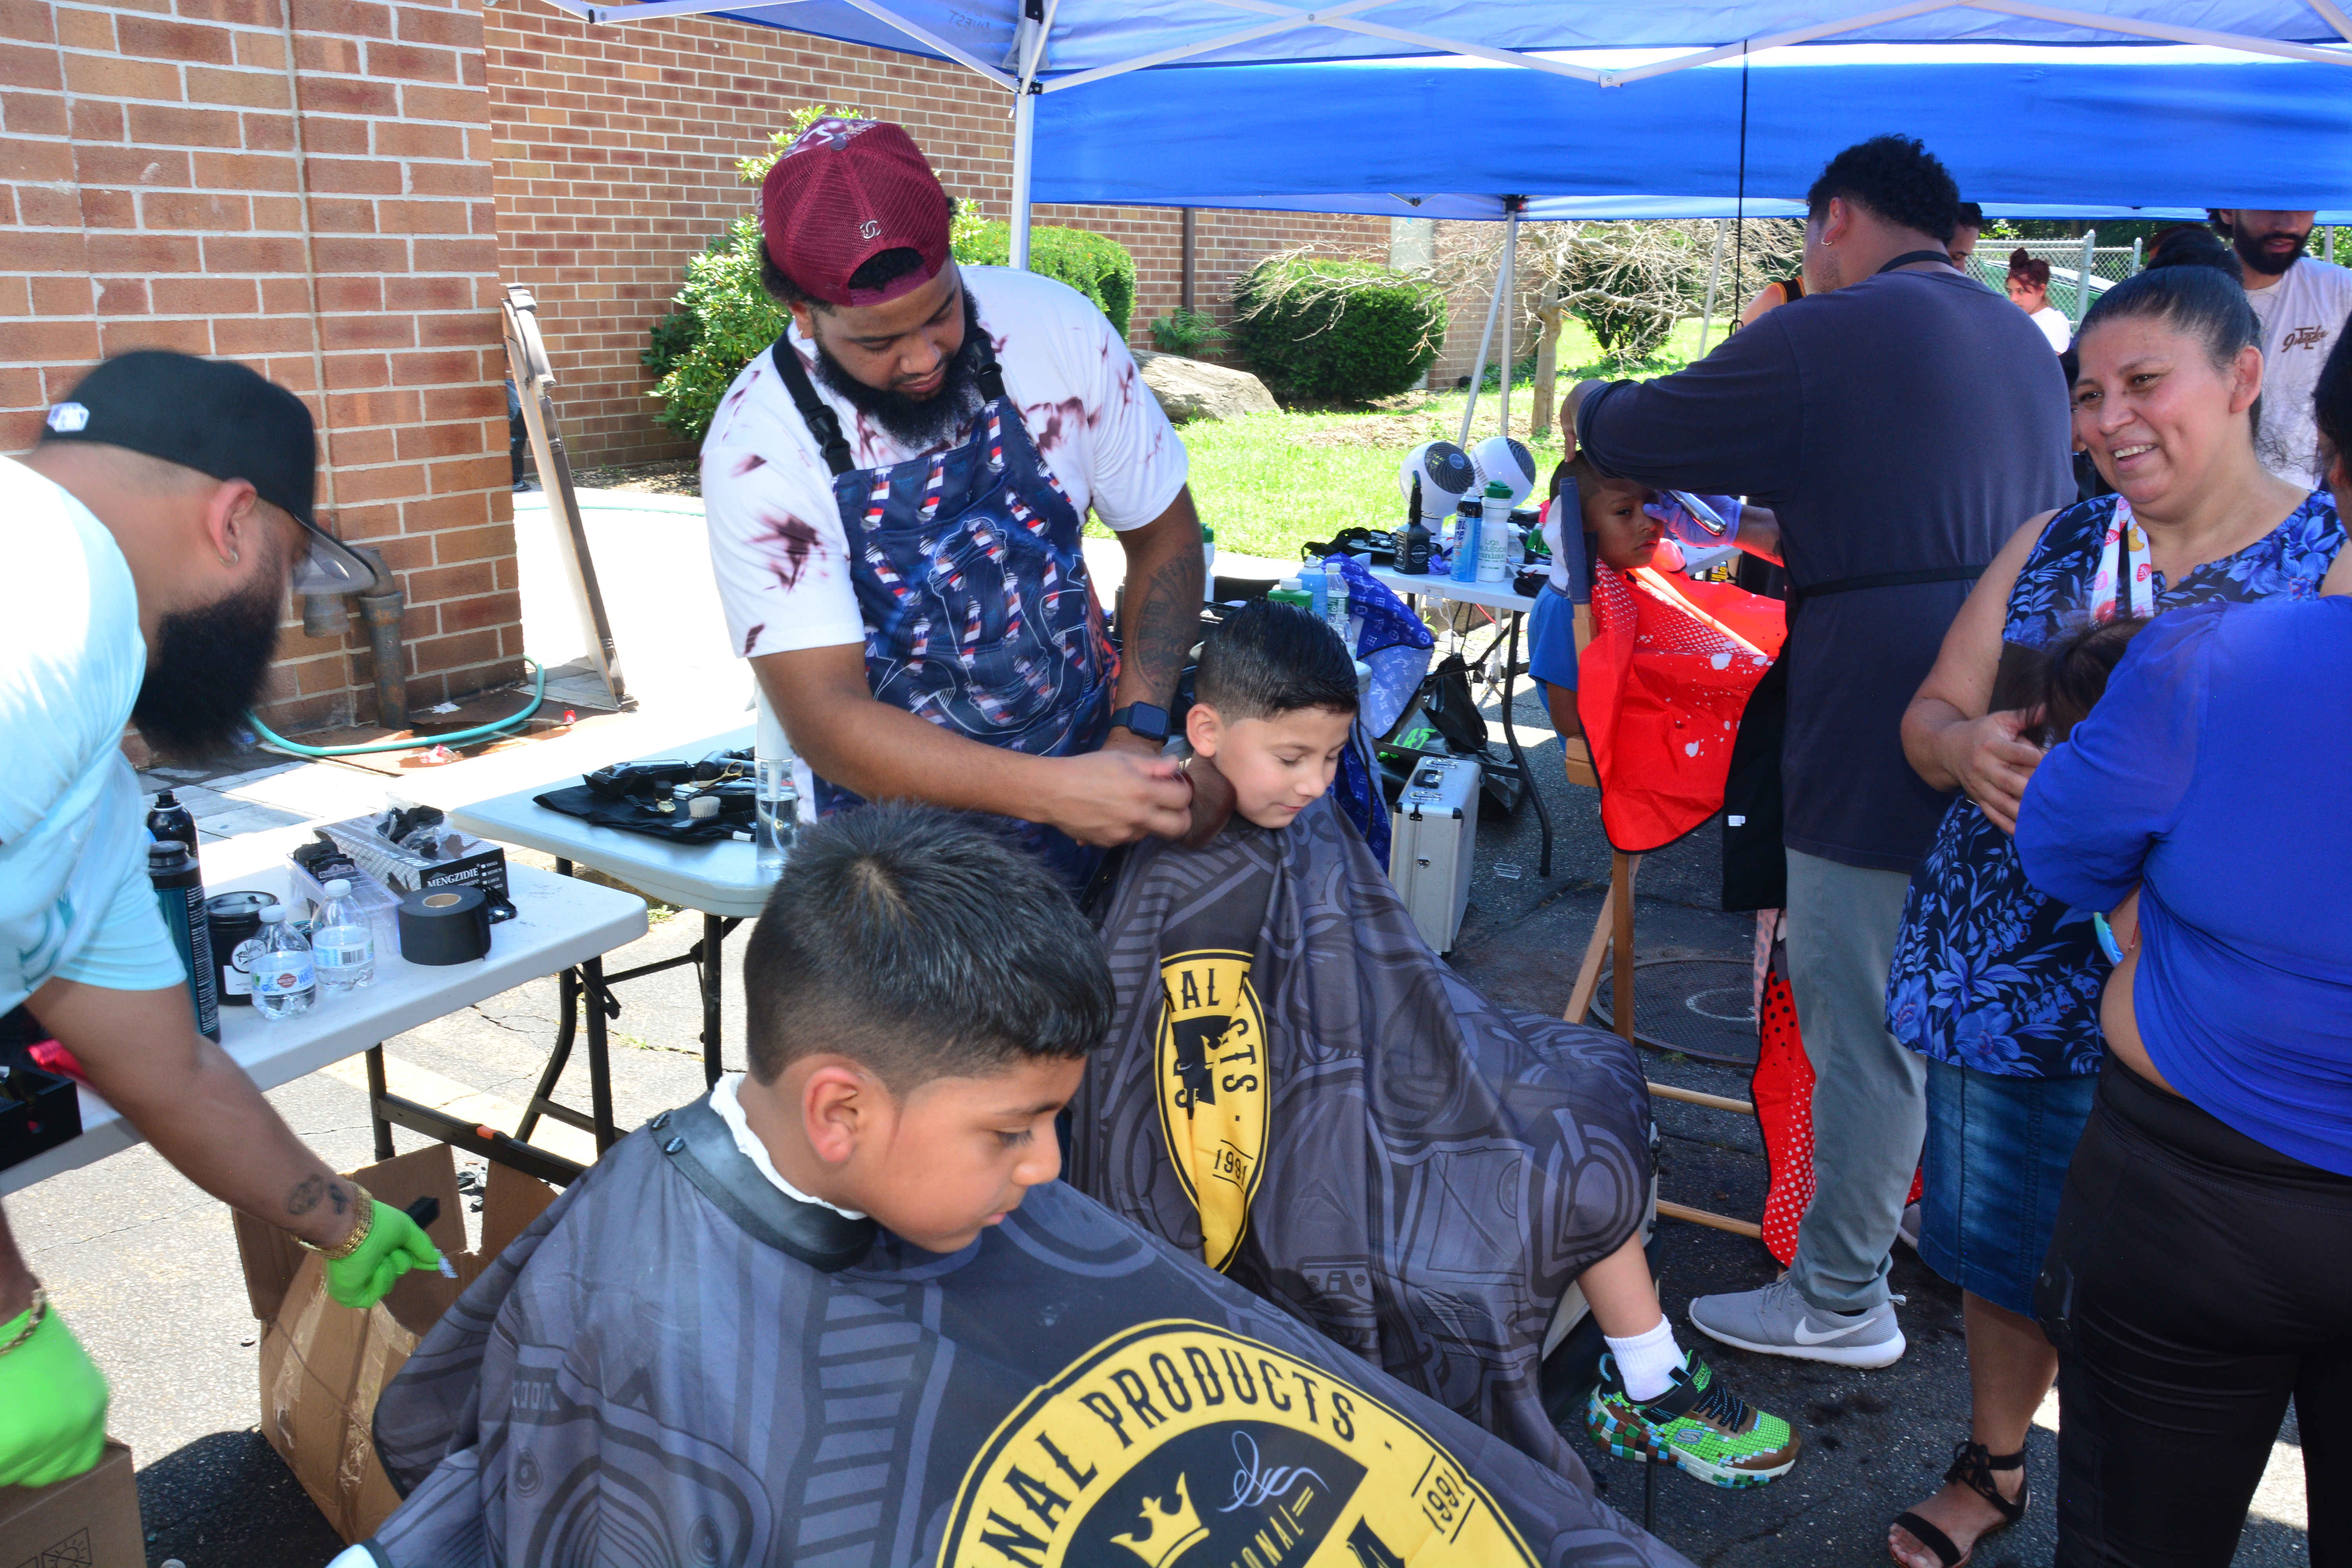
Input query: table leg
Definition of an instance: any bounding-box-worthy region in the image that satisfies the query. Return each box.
[1501,610,1554,877]
[584,956,616,1152]
[517,964,579,1143]
[698,912,724,1088]
[364,1044,394,1161]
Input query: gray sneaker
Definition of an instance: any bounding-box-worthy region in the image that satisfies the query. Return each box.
[1687,1278,1906,1368]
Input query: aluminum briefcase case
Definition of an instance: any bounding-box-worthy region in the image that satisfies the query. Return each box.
[1388,756,1480,953]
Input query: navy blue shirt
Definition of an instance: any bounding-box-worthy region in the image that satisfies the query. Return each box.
[1578,267,2074,871]
[2018,597,2352,1175]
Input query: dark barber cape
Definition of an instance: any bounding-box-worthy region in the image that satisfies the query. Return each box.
[363,1094,1690,1567]
[1073,799,1655,1480]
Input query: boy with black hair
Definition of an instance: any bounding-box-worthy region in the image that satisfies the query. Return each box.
[1078,601,1797,1492]
[356,804,1692,1567]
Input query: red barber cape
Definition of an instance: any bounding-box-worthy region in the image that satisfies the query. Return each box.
[1575,559,1784,853]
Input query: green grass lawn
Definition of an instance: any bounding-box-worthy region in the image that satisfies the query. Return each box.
[1165,316,1730,564]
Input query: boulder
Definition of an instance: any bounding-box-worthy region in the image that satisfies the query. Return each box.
[1132,349,1278,423]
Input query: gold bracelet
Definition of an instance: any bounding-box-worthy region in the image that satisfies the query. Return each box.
[299,1181,374,1261]
[0,1287,47,1358]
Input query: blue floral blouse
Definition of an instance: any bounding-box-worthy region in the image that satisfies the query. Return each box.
[1887,490,2345,1078]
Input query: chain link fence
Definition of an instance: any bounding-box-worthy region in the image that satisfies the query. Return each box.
[1964,233,2142,327]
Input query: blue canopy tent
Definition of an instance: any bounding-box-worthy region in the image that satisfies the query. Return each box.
[543,2,2352,430]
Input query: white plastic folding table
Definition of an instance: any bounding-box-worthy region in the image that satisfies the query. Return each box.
[0,824,648,1196]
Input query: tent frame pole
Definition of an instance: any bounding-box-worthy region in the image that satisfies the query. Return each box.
[1496,205,1519,443]
[1009,88,1037,270]
[1697,217,1728,356]
[1457,223,1509,448]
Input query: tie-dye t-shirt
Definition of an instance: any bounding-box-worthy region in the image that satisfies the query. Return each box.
[701,266,1188,664]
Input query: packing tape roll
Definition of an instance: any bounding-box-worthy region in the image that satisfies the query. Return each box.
[397,886,491,966]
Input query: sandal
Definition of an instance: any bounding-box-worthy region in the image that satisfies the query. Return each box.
[1890,1439,2027,1568]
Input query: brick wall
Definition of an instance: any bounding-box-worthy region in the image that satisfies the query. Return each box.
[0,0,517,733]
[483,7,1385,471]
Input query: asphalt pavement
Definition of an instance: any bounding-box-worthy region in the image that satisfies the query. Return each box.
[2,675,2312,1566]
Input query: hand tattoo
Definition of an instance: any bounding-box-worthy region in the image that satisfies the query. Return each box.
[287,1174,324,1215]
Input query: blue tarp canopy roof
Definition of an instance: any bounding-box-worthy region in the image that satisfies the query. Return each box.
[553,2,2352,218]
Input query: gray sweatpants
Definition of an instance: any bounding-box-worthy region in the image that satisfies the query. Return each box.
[1783,847,1925,1315]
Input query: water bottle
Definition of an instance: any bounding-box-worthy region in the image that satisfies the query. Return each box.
[1451,500,1483,583]
[1323,563,1351,648]
[252,906,316,1021]
[753,690,798,877]
[312,878,376,993]
[1201,525,1216,599]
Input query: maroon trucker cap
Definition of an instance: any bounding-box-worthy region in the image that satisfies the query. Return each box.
[760,118,951,308]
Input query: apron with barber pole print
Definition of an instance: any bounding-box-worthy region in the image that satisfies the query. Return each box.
[767,332,1116,886]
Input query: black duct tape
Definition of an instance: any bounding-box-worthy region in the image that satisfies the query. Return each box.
[398,886,492,965]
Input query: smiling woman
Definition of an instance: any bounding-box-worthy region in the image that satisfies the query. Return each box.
[1881,262,2347,1568]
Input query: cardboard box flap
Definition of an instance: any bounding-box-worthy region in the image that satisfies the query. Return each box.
[0,1439,144,1568]
[479,1159,559,1261]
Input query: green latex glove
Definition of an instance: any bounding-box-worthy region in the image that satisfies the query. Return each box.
[324,1201,443,1309]
[0,1299,110,1489]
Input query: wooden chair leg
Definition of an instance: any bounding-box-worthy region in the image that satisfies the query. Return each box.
[1565,852,1642,1028]
[1610,851,1637,1044]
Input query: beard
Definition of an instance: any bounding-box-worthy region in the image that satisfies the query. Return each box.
[811,292,989,450]
[132,560,285,762]
[2233,224,2309,278]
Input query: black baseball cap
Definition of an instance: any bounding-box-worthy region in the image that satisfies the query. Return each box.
[41,350,378,595]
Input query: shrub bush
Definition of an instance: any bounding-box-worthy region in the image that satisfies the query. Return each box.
[953,220,1136,339]
[1229,254,1446,403]
[1148,307,1227,357]
[647,217,790,443]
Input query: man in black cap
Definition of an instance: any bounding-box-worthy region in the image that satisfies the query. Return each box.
[0,351,437,1488]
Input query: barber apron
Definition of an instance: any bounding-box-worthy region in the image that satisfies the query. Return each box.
[769,332,1115,886]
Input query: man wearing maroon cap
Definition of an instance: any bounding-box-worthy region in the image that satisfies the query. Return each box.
[703,117,1206,882]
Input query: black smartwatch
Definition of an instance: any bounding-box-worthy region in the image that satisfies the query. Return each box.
[1107,702,1171,744]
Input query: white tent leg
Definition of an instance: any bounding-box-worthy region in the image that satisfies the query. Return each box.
[1697,218,1727,356]
[1009,88,1036,272]
[1456,229,1508,448]
[1496,208,1518,442]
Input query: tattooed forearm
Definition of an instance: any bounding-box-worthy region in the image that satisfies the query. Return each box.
[287,1174,324,1215]
[1128,548,1203,703]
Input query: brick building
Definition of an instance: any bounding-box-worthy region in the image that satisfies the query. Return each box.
[1,0,1383,735]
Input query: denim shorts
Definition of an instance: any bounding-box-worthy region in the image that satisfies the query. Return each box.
[1920,1056,2097,1315]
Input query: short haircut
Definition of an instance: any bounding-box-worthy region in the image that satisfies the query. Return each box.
[2145,227,2239,279]
[740,803,1113,1089]
[1805,135,1959,243]
[762,245,929,312]
[2007,249,2052,290]
[2079,262,2258,375]
[1192,598,1357,722]
[2318,321,2352,481]
[1954,201,1984,228]
[1989,616,2152,744]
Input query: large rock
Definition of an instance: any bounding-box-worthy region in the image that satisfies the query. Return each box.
[1132,349,1278,423]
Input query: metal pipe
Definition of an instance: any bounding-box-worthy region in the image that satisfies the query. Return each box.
[1181,208,1197,313]
[1009,88,1036,271]
[350,545,405,730]
[1497,206,1519,439]
[301,591,349,640]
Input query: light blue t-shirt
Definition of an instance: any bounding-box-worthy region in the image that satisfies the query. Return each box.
[0,457,186,1012]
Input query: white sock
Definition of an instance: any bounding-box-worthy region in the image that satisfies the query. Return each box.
[1604,1315,1683,1403]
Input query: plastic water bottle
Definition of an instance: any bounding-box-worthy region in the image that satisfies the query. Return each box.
[312,878,376,993]
[1323,563,1351,647]
[252,906,316,1021]
[1202,524,1216,599]
[754,691,799,877]
[1451,499,1483,583]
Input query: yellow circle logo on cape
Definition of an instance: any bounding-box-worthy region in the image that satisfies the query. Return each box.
[940,1321,1539,1567]
[1154,951,1270,1271]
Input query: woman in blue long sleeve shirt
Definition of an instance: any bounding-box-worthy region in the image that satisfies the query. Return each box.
[2015,328,2352,1568]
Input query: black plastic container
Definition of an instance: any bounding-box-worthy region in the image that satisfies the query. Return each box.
[206,889,278,1011]
[149,841,218,1040]
[146,789,199,872]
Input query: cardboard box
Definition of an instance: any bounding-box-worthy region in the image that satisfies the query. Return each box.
[0,1439,144,1568]
[234,1143,556,1543]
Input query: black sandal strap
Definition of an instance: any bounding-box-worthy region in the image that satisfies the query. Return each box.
[1940,1440,2029,1526]
[1891,1511,1967,1568]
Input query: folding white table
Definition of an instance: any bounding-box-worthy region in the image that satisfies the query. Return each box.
[0,824,648,1195]
[445,725,769,1142]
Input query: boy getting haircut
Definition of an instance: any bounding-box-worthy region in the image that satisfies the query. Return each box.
[364,805,1690,1568]
[741,800,1111,1089]
[1192,597,1359,720]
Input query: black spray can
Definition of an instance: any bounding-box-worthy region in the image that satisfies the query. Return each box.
[206,889,276,1010]
[146,789,199,874]
[1399,519,1432,575]
[148,840,219,1040]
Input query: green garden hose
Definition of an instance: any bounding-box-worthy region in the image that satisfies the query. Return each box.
[248,657,547,758]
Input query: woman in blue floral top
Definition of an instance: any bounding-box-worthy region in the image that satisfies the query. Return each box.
[1882,267,2348,1568]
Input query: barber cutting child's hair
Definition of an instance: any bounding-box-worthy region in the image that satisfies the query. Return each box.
[701,116,1216,882]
